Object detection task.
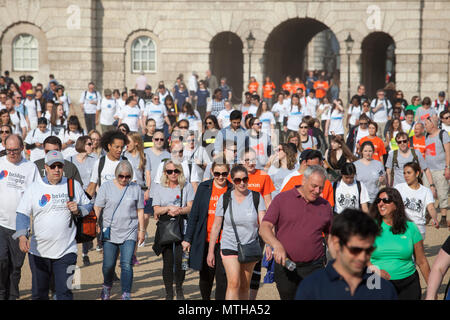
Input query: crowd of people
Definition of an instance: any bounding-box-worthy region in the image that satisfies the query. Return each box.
[0,69,449,301]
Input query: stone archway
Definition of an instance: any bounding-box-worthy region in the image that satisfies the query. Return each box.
[209,32,243,104]
[361,32,396,98]
[263,18,340,90]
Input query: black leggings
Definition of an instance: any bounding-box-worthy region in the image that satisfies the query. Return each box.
[389,271,421,300]
[161,242,185,296]
[199,243,227,300]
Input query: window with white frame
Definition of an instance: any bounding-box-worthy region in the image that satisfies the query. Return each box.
[131,36,156,73]
[13,34,39,71]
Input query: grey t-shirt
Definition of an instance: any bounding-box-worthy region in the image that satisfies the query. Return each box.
[425,131,450,171]
[354,159,385,202]
[95,181,144,244]
[268,166,298,199]
[386,149,427,186]
[124,151,151,188]
[152,182,195,208]
[215,191,266,251]
[144,148,171,181]
[415,107,437,124]
[68,154,97,191]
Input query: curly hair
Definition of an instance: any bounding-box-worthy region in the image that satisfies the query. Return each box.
[100,130,128,152]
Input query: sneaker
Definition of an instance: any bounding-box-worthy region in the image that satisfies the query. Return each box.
[83,255,91,266]
[100,286,111,300]
[132,255,139,266]
[439,216,448,227]
[121,292,131,300]
[96,245,103,252]
[176,288,184,300]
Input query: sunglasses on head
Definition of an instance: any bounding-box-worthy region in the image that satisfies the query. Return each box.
[213,171,228,178]
[375,197,393,204]
[166,169,180,175]
[118,174,131,180]
[233,177,249,185]
[49,163,63,170]
[344,244,376,256]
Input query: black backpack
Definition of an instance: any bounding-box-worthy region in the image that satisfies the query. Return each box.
[97,154,128,187]
[222,187,260,215]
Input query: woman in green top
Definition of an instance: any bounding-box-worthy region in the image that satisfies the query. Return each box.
[368,187,431,300]
[405,95,421,117]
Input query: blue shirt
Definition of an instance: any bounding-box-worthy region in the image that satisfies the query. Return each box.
[295,260,398,300]
[196,89,210,107]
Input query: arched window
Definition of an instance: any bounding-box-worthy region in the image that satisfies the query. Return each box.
[13,34,39,71]
[131,36,156,73]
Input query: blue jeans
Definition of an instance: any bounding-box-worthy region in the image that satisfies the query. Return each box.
[102,240,136,294]
[28,252,77,300]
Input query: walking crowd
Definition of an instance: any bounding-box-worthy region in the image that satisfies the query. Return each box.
[0,69,449,301]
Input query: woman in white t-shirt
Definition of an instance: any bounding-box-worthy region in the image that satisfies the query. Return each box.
[256,100,275,137]
[325,99,345,141]
[316,96,331,132]
[346,96,362,130]
[285,94,303,134]
[119,96,141,132]
[217,100,234,129]
[55,86,72,116]
[178,102,202,132]
[59,115,85,159]
[333,163,370,214]
[50,103,67,136]
[395,161,439,238]
[298,119,317,150]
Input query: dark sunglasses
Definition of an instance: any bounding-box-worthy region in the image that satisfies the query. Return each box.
[233,177,249,185]
[441,116,450,120]
[153,138,164,142]
[118,174,131,180]
[344,244,375,256]
[166,169,181,175]
[396,139,408,144]
[49,163,64,169]
[179,126,189,129]
[359,122,368,125]
[299,126,308,129]
[0,130,11,134]
[375,197,394,204]
[213,171,229,178]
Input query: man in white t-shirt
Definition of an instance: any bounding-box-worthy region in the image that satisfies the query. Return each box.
[432,91,449,115]
[370,89,392,139]
[304,89,319,118]
[96,89,117,133]
[23,90,42,130]
[0,134,40,300]
[4,97,27,137]
[24,117,52,163]
[14,150,92,300]
[79,82,101,133]
[141,95,171,130]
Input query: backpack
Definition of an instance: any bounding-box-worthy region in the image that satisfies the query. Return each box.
[222,187,260,216]
[84,90,98,102]
[435,99,449,111]
[391,148,420,184]
[67,178,97,243]
[373,98,392,118]
[426,129,446,151]
[332,179,362,213]
[98,154,128,187]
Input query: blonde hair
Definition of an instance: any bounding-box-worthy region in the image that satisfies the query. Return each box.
[160,160,186,188]
[128,132,146,171]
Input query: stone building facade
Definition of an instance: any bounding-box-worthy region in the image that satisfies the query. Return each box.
[1,0,449,109]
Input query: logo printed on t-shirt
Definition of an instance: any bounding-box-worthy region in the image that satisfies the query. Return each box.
[39,194,51,207]
[0,170,8,180]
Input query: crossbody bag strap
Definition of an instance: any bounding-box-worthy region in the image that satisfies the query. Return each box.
[227,192,241,246]
[109,184,129,228]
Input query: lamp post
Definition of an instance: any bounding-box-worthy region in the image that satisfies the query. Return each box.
[345,33,354,104]
[246,31,255,84]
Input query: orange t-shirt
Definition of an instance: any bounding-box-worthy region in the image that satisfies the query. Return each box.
[313,81,329,99]
[280,174,334,207]
[292,82,306,94]
[227,169,276,196]
[206,184,228,243]
[248,82,259,94]
[282,82,293,94]
[263,82,276,99]
[359,136,386,162]
[412,135,426,159]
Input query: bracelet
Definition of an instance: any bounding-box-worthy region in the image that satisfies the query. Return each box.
[430,184,435,187]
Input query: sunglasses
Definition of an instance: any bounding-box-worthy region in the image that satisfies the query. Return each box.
[166,169,181,175]
[179,126,189,129]
[344,244,375,256]
[213,171,229,178]
[233,177,249,185]
[441,116,450,120]
[49,163,64,169]
[0,130,11,134]
[359,122,368,125]
[6,148,21,154]
[299,126,308,129]
[375,197,394,204]
[396,140,408,144]
[118,174,131,180]
[206,121,214,125]
[154,138,164,142]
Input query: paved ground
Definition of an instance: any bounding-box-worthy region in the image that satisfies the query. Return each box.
[17,218,449,300]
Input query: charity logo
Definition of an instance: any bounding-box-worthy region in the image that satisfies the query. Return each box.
[0,170,8,180]
[107,104,112,109]
[39,194,51,207]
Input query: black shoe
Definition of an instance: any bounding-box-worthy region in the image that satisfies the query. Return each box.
[440,216,448,227]
[83,255,90,266]
[165,294,174,300]
[176,288,184,300]
[113,272,120,282]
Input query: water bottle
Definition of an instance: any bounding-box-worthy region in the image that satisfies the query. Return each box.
[181,251,189,271]
[284,258,296,272]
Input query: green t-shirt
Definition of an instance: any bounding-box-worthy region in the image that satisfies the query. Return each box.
[405,104,421,117]
[370,220,422,280]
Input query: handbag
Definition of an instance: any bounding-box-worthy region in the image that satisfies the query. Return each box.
[101,184,129,241]
[156,187,184,246]
[228,193,263,264]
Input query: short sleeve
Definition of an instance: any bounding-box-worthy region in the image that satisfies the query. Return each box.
[423,187,434,207]
[89,158,100,184]
[409,222,423,244]
[94,183,106,208]
[262,195,280,225]
[16,185,33,217]
[262,175,276,196]
[443,131,450,144]
[151,184,162,206]
[137,187,145,209]
[386,152,393,169]
[184,183,195,203]
[417,151,428,170]
[257,194,266,212]
[215,194,225,217]
[359,182,370,204]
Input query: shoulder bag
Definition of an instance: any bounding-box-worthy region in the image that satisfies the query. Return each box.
[157,186,184,246]
[101,183,129,241]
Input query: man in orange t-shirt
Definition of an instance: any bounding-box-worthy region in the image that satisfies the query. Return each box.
[282,76,293,94]
[313,76,329,99]
[410,122,427,158]
[263,76,276,106]
[248,76,259,94]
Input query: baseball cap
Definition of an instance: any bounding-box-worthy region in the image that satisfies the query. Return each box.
[145,85,152,90]
[45,150,65,167]
[299,149,323,163]
[439,91,445,97]
[26,89,34,96]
